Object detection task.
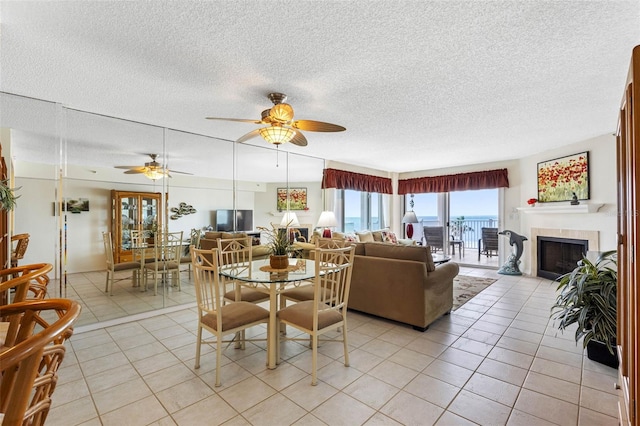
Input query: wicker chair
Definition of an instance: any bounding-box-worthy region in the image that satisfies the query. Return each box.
[10,233,30,268]
[0,299,81,426]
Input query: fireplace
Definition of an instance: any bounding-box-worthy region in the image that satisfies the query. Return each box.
[537,236,588,280]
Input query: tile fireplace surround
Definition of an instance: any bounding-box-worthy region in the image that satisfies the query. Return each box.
[529,228,599,277]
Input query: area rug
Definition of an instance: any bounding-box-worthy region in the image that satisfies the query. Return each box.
[452,275,498,311]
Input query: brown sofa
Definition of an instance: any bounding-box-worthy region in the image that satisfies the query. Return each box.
[348,242,459,331]
[200,231,272,259]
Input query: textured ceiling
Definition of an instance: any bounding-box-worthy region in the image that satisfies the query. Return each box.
[1,1,639,180]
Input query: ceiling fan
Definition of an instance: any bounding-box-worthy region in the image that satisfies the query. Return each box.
[114,154,193,180]
[206,92,346,147]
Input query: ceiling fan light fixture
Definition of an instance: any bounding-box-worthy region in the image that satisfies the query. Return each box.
[259,126,296,145]
[269,103,294,123]
[144,168,168,180]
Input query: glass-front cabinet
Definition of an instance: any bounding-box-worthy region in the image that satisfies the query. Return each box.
[111,190,162,262]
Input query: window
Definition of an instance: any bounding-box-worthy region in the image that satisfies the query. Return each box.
[342,190,386,232]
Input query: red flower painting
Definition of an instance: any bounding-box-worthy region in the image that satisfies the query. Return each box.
[537,152,589,202]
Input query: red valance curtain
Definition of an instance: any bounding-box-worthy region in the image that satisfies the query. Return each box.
[322,168,393,194]
[398,168,509,194]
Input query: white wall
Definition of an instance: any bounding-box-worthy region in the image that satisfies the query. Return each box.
[516,134,617,273]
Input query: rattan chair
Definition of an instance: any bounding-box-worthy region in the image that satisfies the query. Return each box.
[0,299,81,426]
[191,246,269,387]
[102,231,141,296]
[0,263,52,305]
[10,233,30,268]
[277,245,356,385]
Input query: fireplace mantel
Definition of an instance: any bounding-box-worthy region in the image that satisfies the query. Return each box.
[516,204,604,214]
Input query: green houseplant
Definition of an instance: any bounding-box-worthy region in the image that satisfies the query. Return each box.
[0,179,20,211]
[257,222,292,269]
[551,250,618,367]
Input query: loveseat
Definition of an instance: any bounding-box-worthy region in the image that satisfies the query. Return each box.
[347,242,459,331]
[200,231,272,259]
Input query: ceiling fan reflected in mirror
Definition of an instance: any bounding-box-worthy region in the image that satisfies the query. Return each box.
[114,154,193,181]
[206,92,346,146]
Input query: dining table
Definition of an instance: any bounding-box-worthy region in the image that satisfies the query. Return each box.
[218,257,319,369]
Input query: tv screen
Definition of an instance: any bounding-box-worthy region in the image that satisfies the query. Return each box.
[216,209,253,232]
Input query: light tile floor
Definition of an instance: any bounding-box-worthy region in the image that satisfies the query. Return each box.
[47,267,619,425]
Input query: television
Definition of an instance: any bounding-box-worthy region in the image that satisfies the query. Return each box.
[216,209,254,232]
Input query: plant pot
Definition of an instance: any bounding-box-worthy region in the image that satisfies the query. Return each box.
[586,340,619,369]
[269,255,289,270]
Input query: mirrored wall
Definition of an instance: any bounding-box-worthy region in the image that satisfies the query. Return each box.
[1,91,325,326]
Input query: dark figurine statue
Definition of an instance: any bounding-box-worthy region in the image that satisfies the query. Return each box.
[570,192,580,205]
[498,230,528,275]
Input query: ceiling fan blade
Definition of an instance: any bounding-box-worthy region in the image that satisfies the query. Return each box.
[124,170,144,174]
[291,120,346,132]
[290,131,308,147]
[236,129,261,143]
[115,165,142,170]
[167,169,193,175]
[205,117,263,124]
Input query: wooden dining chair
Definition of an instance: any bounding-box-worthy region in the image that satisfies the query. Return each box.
[191,246,269,387]
[276,245,356,385]
[0,298,81,426]
[143,231,183,295]
[102,231,141,296]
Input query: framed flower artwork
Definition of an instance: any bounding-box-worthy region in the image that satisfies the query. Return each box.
[277,187,307,211]
[537,151,589,203]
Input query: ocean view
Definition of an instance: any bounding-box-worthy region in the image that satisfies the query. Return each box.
[344,215,498,233]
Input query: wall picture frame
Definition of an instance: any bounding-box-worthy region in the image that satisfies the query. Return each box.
[277,187,307,211]
[537,151,589,203]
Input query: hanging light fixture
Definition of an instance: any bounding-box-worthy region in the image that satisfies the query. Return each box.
[143,167,168,181]
[259,125,296,145]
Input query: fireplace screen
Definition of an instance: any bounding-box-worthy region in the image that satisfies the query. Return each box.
[537,236,588,280]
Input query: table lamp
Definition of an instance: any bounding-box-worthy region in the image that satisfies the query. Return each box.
[402,211,419,238]
[280,211,300,227]
[316,211,338,238]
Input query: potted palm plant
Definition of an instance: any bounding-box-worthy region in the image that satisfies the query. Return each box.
[551,250,618,368]
[257,222,292,269]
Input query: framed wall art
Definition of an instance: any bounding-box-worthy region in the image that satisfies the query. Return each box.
[277,187,307,211]
[537,151,589,203]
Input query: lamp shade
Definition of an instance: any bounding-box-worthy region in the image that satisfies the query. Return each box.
[259,126,296,145]
[280,211,300,227]
[316,211,338,228]
[402,211,419,224]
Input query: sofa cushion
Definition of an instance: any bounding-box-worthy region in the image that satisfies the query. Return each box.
[363,242,435,272]
[204,231,223,239]
[371,230,384,242]
[221,232,247,239]
[356,231,374,242]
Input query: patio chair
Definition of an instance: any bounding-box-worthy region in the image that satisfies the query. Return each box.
[478,227,499,260]
[423,226,444,252]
